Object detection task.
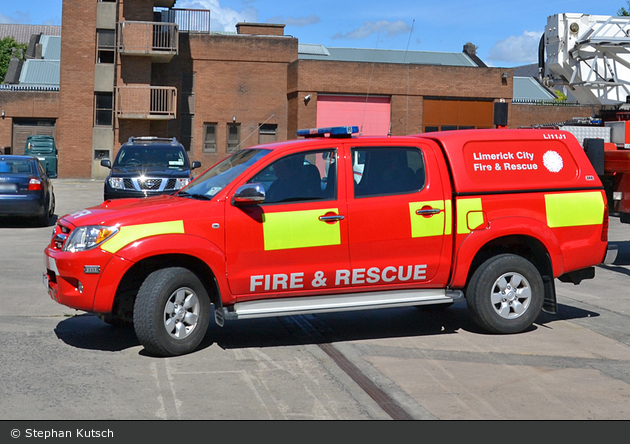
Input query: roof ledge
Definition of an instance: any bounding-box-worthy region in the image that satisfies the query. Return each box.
[236,22,285,36]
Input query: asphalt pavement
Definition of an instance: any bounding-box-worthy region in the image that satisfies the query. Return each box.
[1,179,629,423]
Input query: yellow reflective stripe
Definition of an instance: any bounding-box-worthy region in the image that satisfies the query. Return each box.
[409,200,446,238]
[263,208,341,251]
[456,197,483,234]
[545,192,604,228]
[444,199,452,236]
[101,220,185,253]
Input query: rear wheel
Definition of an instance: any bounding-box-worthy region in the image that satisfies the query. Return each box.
[466,254,544,334]
[48,192,55,218]
[36,194,52,227]
[134,267,210,357]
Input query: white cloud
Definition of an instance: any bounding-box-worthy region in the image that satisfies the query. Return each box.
[266,15,320,27]
[0,13,14,24]
[173,0,258,32]
[488,31,542,64]
[0,11,30,24]
[332,20,411,40]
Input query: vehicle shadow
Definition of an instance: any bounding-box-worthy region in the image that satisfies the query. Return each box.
[53,300,600,354]
[603,240,630,269]
[210,301,600,350]
[0,214,58,228]
[54,314,140,352]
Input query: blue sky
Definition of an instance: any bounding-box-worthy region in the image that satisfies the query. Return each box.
[0,0,622,67]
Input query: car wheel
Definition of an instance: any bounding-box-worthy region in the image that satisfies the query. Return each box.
[48,192,56,217]
[36,195,51,227]
[466,254,544,334]
[134,267,210,357]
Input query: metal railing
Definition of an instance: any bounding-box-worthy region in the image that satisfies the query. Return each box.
[160,8,210,33]
[0,85,59,91]
[512,99,582,107]
[115,85,177,120]
[117,21,179,55]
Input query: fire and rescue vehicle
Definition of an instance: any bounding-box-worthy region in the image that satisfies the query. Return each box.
[44,126,608,356]
[537,13,630,223]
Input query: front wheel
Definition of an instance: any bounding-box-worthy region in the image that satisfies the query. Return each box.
[466,254,544,334]
[134,267,211,357]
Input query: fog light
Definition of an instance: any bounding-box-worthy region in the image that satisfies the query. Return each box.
[77,281,83,293]
[613,191,623,201]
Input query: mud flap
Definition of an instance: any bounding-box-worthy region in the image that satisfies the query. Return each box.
[558,266,595,285]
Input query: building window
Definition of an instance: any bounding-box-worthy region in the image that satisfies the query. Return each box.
[203,123,217,153]
[96,29,115,64]
[259,123,277,144]
[227,123,240,153]
[95,92,113,126]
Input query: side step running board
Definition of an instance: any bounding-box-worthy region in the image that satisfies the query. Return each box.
[222,289,463,321]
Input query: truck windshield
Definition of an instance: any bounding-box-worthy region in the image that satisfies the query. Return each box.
[114,146,190,169]
[178,148,271,199]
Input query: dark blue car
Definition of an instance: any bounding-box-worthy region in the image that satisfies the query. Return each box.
[0,155,56,226]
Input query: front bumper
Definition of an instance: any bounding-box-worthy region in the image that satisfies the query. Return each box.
[44,247,115,311]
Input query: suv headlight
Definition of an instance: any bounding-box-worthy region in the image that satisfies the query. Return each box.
[175,178,190,190]
[108,177,124,189]
[63,226,119,252]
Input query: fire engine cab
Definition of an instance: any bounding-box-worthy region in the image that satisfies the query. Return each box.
[44,127,609,356]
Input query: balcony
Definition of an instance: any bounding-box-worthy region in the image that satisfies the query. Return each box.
[115,86,177,120]
[161,9,211,33]
[117,21,178,63]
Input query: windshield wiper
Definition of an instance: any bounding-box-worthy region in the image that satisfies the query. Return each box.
[176,191,213,200]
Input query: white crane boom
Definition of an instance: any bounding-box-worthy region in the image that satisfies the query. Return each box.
[544,13,630,105]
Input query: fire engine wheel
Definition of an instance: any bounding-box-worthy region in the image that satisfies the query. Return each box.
[134,267,210,357]
[466,254,544,334]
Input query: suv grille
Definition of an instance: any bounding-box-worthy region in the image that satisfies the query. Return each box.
[138,178,163,190]
[120,177,178,192]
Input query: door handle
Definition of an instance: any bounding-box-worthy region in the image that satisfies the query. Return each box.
[319,214,345,222]
[416,208,441,216]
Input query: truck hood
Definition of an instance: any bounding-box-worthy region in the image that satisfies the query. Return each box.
[110,166,190,177]
[60,194,215,228]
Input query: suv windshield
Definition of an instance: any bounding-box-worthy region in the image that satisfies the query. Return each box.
[179,148,270,199]
[114,145,190,169]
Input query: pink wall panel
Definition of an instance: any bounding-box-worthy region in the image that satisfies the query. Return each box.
[316,95,391,136]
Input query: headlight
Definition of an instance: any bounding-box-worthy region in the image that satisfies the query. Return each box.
[63,226,119,252]
[108,177,124,189]
[175,178,190,190]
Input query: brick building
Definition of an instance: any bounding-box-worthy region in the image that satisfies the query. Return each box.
[0,0,598,178]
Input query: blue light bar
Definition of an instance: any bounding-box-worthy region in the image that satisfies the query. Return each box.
[297,126,359,138]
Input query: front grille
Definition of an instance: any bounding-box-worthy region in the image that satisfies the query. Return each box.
[117,177,176,192]
[138,178,163,190]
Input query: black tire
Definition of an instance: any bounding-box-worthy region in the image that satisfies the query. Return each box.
[466,254,544,334]
[134,267,211,357]
[36,194,51,227]
[49,192,55,218]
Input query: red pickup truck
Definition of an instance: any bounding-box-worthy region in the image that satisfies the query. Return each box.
[44,127,608,356]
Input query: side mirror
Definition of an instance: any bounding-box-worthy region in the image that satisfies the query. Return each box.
[100,159,111,169]
[233,183,266,205]
[192,160,201,170]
